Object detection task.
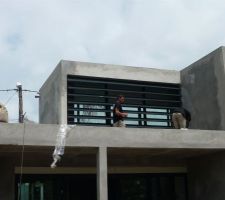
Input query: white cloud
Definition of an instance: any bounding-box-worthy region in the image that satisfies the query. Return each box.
[1,0,225,122]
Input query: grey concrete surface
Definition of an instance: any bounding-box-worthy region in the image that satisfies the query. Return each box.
[39,62,63,124]
[1,124,225,149]
[187,151,225,200]
[39,60,180,124]
[97,147,108,200]
[61,60,180,84]
[181,46,225,130]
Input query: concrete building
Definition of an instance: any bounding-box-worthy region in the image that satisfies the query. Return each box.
[1,46,225,200]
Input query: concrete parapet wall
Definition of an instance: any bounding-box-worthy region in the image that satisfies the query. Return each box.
[181,46,225,130]
[1,124,225,149]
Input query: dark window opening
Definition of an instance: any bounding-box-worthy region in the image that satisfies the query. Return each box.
[15,173,187,200]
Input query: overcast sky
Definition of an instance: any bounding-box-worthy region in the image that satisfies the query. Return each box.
[1,0,225,123]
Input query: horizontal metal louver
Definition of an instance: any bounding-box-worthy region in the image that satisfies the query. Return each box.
[67,75,181,128]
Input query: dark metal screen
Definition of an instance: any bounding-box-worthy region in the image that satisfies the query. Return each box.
[67,75,181,128]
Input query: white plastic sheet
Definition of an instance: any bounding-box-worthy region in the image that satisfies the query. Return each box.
[50,124,74,168]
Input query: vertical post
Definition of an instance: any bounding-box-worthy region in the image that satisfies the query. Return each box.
[17,83,23,123]
[142,87,147,127]
[97,147,108,200]
[104,84,111,126]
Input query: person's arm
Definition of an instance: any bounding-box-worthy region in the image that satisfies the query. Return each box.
[115,107,128,118]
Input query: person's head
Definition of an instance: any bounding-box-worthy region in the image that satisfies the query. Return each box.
[117,95,125,104]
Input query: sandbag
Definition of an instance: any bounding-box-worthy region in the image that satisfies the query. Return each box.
[0,103,8,123]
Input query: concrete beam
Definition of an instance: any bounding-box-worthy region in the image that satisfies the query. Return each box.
[97,147,108,200]
[1,124,225,149]
[61,60,180,84]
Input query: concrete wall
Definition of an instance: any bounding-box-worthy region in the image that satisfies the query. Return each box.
[61,60,180,84]
[39,62,64,124]
[181,46,225,130]
[188,151,225,200]
[39,60,180,124]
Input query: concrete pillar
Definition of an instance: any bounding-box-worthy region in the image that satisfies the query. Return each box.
[97,147,108,200]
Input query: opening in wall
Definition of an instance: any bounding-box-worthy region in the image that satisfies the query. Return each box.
[67,75,181,128]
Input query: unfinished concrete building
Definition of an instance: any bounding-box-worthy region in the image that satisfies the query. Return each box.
[1,46,225,200]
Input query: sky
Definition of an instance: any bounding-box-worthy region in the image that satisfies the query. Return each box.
[1,0,225,123]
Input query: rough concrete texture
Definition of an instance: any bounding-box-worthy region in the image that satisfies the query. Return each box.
[181,46,225,130]
[1,123,225,149]
[39,60,180,124]
[188,151,225,200]
[97,147,108,200]
[39,62,64,124]
[61,60,180,84]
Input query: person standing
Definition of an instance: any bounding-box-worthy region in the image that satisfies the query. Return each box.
[172,107,191,129]
[113,95,128,127]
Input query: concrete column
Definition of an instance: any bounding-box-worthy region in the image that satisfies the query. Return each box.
[97,147,108,200]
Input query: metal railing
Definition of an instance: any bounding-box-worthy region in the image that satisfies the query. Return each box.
[67,75,181,128]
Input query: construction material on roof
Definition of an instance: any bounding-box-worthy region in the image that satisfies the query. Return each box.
[0,103,8,123]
